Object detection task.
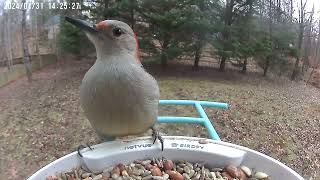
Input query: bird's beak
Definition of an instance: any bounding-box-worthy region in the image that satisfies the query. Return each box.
[65,16,99,34]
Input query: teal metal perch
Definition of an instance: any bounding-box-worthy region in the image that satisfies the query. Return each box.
[157,100,229,140]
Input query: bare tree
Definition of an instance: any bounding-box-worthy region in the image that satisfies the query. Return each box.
[34,9,43,67]
[307,19,320,84]
[291,0,308,80]
[302,5,314,73]
[21,0,32,82]
[290,0,293,22]
[263,0,274,77]
[2,10,14,71]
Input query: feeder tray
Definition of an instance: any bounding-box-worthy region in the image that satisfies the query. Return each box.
[28,100,305,180]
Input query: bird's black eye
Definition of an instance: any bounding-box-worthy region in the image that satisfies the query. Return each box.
[112,28,123,37]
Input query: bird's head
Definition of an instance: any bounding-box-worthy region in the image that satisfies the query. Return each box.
[65,17,139,61]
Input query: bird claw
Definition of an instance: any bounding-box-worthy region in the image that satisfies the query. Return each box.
[77,143,93,157]
[152,127,164,151]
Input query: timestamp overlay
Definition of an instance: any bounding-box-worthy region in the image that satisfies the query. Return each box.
[4,1,82,10]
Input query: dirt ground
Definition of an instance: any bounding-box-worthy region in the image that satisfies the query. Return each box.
[0,60,319,180]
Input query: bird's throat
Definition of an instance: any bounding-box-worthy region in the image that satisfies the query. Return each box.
[133,33,140,63]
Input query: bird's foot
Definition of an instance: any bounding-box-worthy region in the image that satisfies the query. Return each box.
[77,143,93,157]
[151,127,164,151]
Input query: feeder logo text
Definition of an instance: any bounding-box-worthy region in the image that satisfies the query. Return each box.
[124,143,153,150]
[171,143,204,149]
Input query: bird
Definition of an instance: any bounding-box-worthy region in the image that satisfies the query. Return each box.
[65,17,163,156]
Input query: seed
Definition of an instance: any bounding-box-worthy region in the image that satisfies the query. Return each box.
[132,169,143,176]
[92,174,103,180]
[155,158,163,168]
[216,172,222,178]
[198,139,209,144]
[183,166,191,174]
[134,160,142,164]
[176,167,184,173]
[254,172,269,179]
[102,171,110,178]
[189,169,195,177]
[240,166,252,177]
[152,176,164,180]
[142,160,151,166]
[183,173,191,180]
[82,172,92,178]
[141,175,152,180]
[195,173,201,179]
[111,173,119,179]
[145,164,153,170]
[212,168,223,172]
[162,173,169,180]
[141,171,151,177]
[237,170,247,180]
[209,172,216,178]
[185,162,193,168]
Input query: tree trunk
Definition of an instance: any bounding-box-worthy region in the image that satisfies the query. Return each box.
[220,0,235,72]
[301,6,314,73]
[34,10,43,67]
[291,56,300,80]
[1,12,9,70]
[219,56,226,71]
[265,0,272,77]
[291,0,307,80]
[161,39,169,68]
[241,58,247,73]
[193,46,201,69]
[5,12,13,70]
[315,21,320,67]
[21,0,32,82]
[193,39,203,69]
[130,6,135,30]
[290,0,293,22]
[161,53,167,68]
[306,20,320,84]
[104,0,110,8]
[263,58,270,77]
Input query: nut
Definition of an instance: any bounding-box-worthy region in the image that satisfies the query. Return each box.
[151,166,162,176]
[225,164,240,178]
[122,170,129,176]
[222,172,233,180]
[111,166,120,176]
[167,171,184,180]
[163,160,174,171]
[145,164,154,170]
[117,163,126,172]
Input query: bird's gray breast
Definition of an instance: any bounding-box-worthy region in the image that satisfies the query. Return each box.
[80,60,159,137]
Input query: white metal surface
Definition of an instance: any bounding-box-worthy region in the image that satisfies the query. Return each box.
[28,136,305,180]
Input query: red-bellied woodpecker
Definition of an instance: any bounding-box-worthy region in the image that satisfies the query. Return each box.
[65,17,162,156]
